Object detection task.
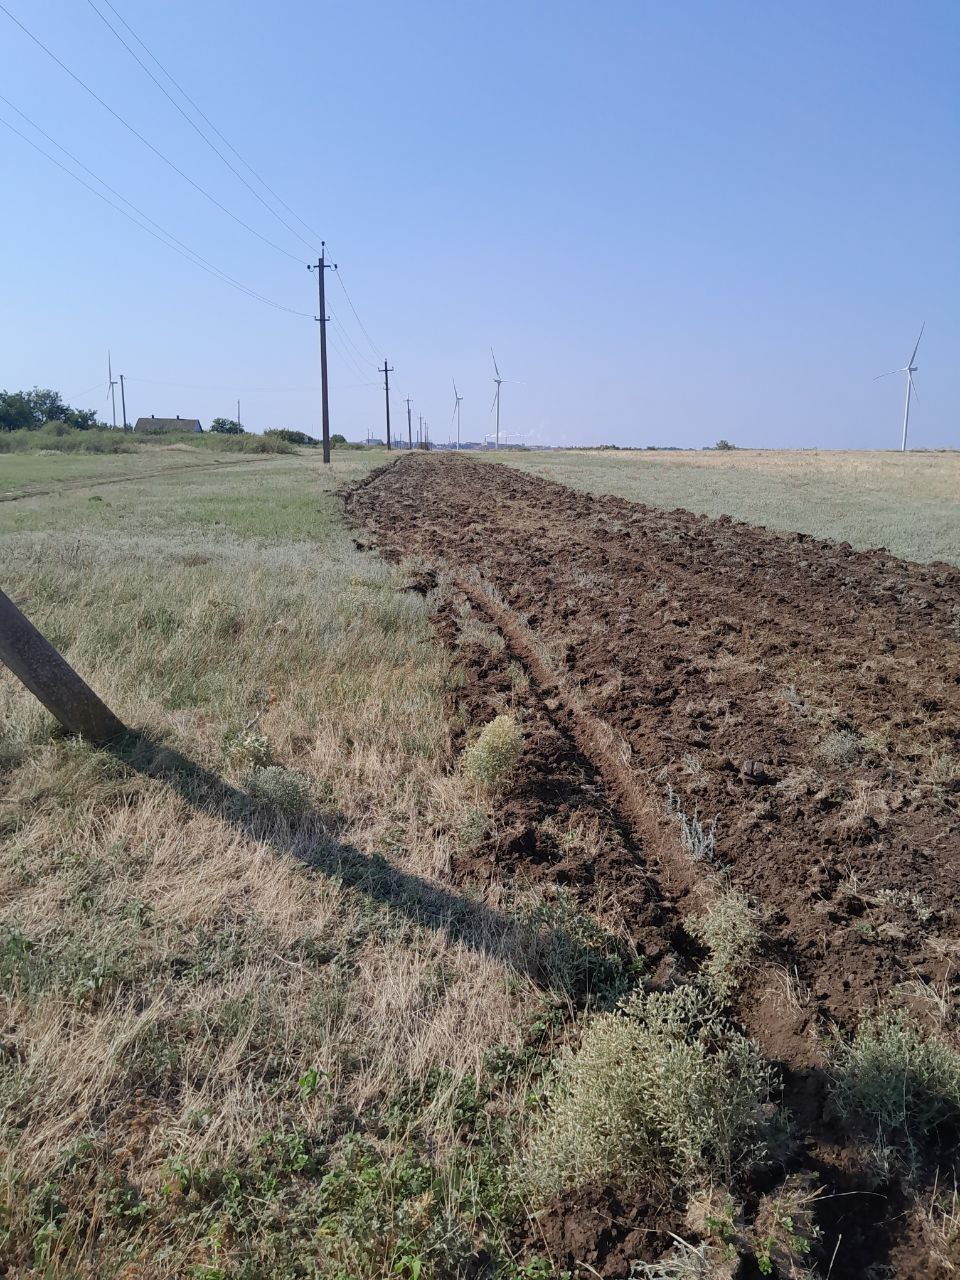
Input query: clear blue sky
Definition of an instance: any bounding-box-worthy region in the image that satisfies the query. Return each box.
[1,0,957,448]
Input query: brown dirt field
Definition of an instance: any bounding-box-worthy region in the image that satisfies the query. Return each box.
[346,453,960,1277]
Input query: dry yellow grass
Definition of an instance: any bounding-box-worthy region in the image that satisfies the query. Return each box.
[0,449,551,1276]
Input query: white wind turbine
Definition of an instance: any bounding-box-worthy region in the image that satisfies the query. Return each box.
[490,347,510,450]
[875,323,924,452]
[451,379,463,451]
[107,350,117,429]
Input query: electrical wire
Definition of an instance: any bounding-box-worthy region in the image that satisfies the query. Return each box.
[96,0,325,249]
[332,263,383,361]
[0,107,312,317]
[125,376,376,392]
[0,2,304,264]
[329,308,378,371]
[325,323,372,380]
[84,0,319,257]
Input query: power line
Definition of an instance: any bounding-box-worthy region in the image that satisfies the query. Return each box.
[125,377,339,392]
[326,322,371,380]
[0,106,312,317]
[0,2,304,264]
[84,0,319,257]
[96,0,325,249]
[329,310,377,371]
[332,263,383,362]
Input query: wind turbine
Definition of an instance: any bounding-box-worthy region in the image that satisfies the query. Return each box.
[451,379,463,451]
[107,350,117,429]
[490,347,510,450]
[875,323,924,452]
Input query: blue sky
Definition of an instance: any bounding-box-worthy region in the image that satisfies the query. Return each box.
[1,0,957,448]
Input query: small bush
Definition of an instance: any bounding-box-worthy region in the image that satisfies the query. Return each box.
[245,765,311,819]
[666,787,717,862]
[815,729,861,766]
[752,1174,822,1278]
[462,715,523,792]
[225,731,273,771]
[526,983,777,1195]
[830,1010,960,1158]
[687,891,759,999]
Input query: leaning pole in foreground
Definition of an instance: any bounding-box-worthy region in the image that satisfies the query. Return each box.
[0,589,125,744]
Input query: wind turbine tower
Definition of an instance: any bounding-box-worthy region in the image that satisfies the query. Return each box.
[491,348,506,450]
[107,351,117,429]
[875,323,924,452]
[451,379,463,451]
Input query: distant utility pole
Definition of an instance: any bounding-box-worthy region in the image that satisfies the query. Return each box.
[405,396,412,450]
[418,413,423,446]
[237,399,241,431]
[119,373,128,431]
[379,359,394,450]
[308,243,334,464]
[107,351,117,429]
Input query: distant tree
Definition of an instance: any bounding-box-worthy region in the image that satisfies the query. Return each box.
[209,417,245,434]
[265,428,318,447]
[0,387,98,431]
[330,433,347,447]
[714,439,735,450]
[0,392,35,432]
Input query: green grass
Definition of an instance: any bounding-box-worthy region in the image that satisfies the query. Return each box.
[486,448,960,566]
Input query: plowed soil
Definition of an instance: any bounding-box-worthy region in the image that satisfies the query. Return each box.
[346,453,960,1277]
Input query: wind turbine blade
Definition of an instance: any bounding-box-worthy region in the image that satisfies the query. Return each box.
[452,378,458,398]
[491,387,499,413]
[908,321,925,367]
[873,369,903,380]
[909,373,919,402]
[491,347,501,379]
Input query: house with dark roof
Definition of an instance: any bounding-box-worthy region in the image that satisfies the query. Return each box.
[133,415,202,433]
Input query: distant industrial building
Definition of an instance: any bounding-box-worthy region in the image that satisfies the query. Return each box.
[134,415,202,433]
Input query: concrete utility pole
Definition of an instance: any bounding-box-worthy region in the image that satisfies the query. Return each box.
[119,373,128,431]
[237,399,241,432]
[379,360,394,450]
[308,244,334,464]
[405,396,413,451]
[0,590,125,744]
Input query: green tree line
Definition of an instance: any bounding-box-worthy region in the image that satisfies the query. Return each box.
[0,388,100,432]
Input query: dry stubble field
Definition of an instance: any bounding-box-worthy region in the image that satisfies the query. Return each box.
[1,442,959,1278]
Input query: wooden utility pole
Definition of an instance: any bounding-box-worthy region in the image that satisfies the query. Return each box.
[119,373,128,431]
[0,590,125,744]
[379,360,394,450]
[405,396,412,451]
[308,244,334,464]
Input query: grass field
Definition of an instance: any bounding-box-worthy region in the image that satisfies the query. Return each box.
[2,442,957,1277]
[0,445,564,1277]
[485,448,960,566]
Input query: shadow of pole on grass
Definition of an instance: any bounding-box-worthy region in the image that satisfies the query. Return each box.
[106,729,626,1001]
